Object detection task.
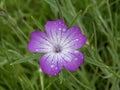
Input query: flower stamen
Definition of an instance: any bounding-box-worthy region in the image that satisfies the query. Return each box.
[54,45,62,53]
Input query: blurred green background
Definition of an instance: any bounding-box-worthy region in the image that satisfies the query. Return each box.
[0,0,120,90]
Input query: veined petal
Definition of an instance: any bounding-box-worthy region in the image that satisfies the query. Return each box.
[28,30,52,53]
[45,19,67,44]
[40,53,62,76]
[45,19,67,33]
[61,50,84,71]
[61,26,86,49]
[67,26,82,33]
[63,34,86,49]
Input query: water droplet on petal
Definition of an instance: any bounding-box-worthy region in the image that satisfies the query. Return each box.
[63,28,66,31]
[59,28,61,30]
[36,49,38,51]
[75,58,78,60]
[81,56,84,59]
[68,59,71,62]
[74,51,79,53]
[51,65,54,68]
[75,39,79,41]
[55,67,58,70]
[59,21,61,24]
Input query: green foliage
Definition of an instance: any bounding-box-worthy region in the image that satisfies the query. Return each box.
[0,0,120,90]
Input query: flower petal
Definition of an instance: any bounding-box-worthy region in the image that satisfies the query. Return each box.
[61,26,86,49]
[45,19,67,44]
[62,50,84,71]
[68,26,82,33]
[28,30,52,53]
[40,53,62,76]
[45,19,67,33]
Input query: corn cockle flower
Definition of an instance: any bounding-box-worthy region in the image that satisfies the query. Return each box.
[28,19,86,76]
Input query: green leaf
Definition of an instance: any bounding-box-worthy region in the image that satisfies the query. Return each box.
[10,53,42,65]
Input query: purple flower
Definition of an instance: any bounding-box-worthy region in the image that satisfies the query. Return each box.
[28,19,86,76]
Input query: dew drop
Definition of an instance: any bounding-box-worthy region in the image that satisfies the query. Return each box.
[59,28,61,30]
[74,51,79,53]
[55,67,58,70]
[75,58,78,60]
[59,21,61,24]
[68,59,71,62]
[36,49,38,51]
[81,56,84,59]
[51,65,54,68]
[63,28,66,31]
[75,39,79,41]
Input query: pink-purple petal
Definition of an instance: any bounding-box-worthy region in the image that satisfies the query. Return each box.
[45,19,67,33]
[40,53,62,76]
[64,34,86,49]
[28,30,52,53]
[61,26,86,49]
[45,20,67,44]
[63,51,84,71]
[67,26,82,34]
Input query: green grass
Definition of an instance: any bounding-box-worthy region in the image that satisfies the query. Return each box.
[0,0,120,90]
